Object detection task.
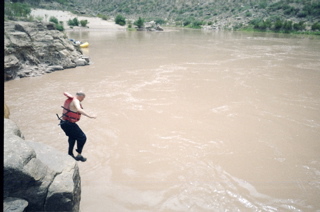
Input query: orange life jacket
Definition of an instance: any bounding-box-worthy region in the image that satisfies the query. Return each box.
[61,92,83,123]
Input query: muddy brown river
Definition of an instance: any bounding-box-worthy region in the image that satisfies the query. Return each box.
[4,29,320,211]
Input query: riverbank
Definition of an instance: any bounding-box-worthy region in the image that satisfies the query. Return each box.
[30,9,126,31]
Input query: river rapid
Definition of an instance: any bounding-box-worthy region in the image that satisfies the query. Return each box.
[4,29,320,211]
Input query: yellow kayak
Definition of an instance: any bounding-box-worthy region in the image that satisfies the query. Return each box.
[80,42,89,48]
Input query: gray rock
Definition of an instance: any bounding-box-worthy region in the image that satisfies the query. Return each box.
[4,118,24,139]
[4,119,81,212]
[4,21,90,81]
[46,65,64,73]
[3,197,28,212]
[7,32,32,48]
[75,58,87,66]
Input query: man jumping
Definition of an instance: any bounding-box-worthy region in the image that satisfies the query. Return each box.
[59,91,96,162]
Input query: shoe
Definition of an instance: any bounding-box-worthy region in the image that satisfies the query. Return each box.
[75,155,87,162]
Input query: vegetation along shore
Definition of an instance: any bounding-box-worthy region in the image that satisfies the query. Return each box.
[4,0,320,35]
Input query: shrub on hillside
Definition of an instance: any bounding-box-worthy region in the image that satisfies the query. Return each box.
[192,20,204,28]
[283,20,293,32]
[274,19,283,31]
[134,17,144,29]
[311,22,320,31]
[72,17,79,26]
[80,20,88,27]
[67,18,80,27]
[97,14,109,20]
[5,2,31,19]
[115,15,126,26]
[293,21,306,31]
[49,16,59,24]
[254,20,268,30]
[55,23,64,31]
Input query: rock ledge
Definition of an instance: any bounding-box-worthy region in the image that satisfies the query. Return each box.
[4,21,89,81]
[4,118,81,212]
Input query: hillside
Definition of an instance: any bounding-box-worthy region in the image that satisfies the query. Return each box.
[5,0,320,32]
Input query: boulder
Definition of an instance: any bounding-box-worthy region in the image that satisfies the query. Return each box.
[45,65,64,73]
[4,119,81,212]
[75,58,87,66]
[137,21,164,31]
[3,197,28,212]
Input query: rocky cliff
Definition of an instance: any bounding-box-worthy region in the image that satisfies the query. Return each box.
[4,21,89,81]
[4,118,81,212]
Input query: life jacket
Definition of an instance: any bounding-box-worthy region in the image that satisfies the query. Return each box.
[61,92,83,123]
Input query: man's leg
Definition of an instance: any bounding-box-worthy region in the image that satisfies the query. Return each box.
[73,124,87,162]
[68,137,76,157]
[60,121,76,158]
[75,132,87,155]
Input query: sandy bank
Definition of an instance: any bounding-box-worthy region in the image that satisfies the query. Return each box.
[31,9,126,31]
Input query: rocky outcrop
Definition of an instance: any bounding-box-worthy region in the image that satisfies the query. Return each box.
[4,21,90,81]
[4,118,81,212]
[137,21,164,31]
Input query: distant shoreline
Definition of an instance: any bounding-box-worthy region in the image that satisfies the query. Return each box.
[30,8,126,31]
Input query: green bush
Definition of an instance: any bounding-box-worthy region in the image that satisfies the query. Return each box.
[303,3,320,16]
[67,19,75,26]
[274,19,283,31]
[245,11,252,17]
[115,15,126,26]
[258,1,268,9]
[293,21,306,31]
[134,17,144,28]
[311,22,320,31]
[67,17,80,26]
[283,20,293,32]
[80,20,88,27]
[192,20,204,28]
[97,14,109,20]
[47,16,64,31]
[182,17,195,26]
[297,11,307,18]
[5,2,31,18]
[127,20,132,29]
[49,16,59,24]
[55,24,64,31]
[72,17,79,26]
[254,20,268,30]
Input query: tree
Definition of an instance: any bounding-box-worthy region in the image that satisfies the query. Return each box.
[49,16,64,31]
[274,19,283,31]
[311,22,320,31]
[293,21,306,31]
[134,17,144,29]
[115,15,126,26]
[80,20,88,27]
[67,19,75,27]
[5,2,31,19]
[283,20,293,32]
[72,17,79,26]
[49,16,59,24]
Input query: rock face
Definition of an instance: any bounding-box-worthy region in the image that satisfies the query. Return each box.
[4,21,90,81]
[137,21,164,31]
[4,118,81,212]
